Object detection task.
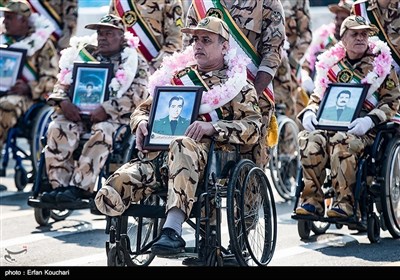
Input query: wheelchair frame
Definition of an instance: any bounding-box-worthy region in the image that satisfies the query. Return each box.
[291,122,400,243]
[103,140,278,267]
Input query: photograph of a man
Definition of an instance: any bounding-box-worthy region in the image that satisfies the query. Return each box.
[152,95,190,135]
[80,83,100,104]
[319,89,355,122]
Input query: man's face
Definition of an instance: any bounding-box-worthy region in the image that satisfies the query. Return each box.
[341,29,369,59]
[169,99,183,120]
[96,27,124,56]
[86,85,93,95]
[3,12,26,36]
[334,11,349,39]
[192,30,227,71]
[336,92,350,107]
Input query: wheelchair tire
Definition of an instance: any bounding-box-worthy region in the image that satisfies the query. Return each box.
[367,212,381,243]
[227,159,277,266]
[50,209,73,221]
[14,166,28,191]
[34,207,51,226]
[268,115,300,201]
[107,244,126,266]
[311,221,330,235]
[297,219,312,240]
[380,137,400,239]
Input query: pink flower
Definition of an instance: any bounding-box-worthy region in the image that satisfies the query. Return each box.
[115,69,127,84]
[126,36,140,48]
[58,68,71,82]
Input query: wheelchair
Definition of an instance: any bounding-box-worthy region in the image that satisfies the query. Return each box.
[0,101,53,191]
[268,103,301,201]
[102,139,278,267]
[27,112,135,226]
[291,122,400,243]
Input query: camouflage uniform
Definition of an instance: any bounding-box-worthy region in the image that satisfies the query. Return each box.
[0,1,58,147]
[297,48,400,216]
[273,0,312,121]
[95,67,263,217]
[184,0,285,168]
[109,0,183,70]
[44,38,149,193]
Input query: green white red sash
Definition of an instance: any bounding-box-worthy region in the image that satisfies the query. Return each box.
[171,67,222,123]
[192,0,274,105]
[113,0,161,63]
[353,0,400,66]
[28,0,62,44]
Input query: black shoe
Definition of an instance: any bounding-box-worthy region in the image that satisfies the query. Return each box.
[151,228,186,256]
[41,187,69,203]
[182,238,206,266]
[56,186,93,203]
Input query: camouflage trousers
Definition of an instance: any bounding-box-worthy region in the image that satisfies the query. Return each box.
[44,112,123,192]
[0,95,32,146]
[95,137,209,217]
[298,130,374,215]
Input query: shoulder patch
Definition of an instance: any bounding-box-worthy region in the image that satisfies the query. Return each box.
[385,78,395,90]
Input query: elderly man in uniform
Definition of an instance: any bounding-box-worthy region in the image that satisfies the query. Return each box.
[295,15,400,221]
[95,16,263,257]
[40,14,149,203]
[0,0,58,163]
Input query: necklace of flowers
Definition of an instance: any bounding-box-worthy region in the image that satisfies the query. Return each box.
[314,37,392,98]
[149,45,250,115]
[8,13,55,56]
[57,32,140,98]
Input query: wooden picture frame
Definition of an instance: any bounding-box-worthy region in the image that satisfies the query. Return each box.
[69,62,113,115]
[144,85,203,150]
[0,46,27,94]
[316,83,370,131]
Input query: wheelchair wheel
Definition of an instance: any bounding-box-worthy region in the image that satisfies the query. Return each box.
[34,207,51,226]
[380,137,400,239]
[367,212,381,243]
[107,244,126,266]
[311,221,330,235]
[268,115,300,201]
[50,209,73,221]
[227,159,277,266]
[297,219,312,239]
[14,166,28,191]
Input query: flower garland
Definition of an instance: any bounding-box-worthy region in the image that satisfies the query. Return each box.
[314,37,392,98]
[149,45,250,115]
[57,32,140,98]
[7,13,55,56]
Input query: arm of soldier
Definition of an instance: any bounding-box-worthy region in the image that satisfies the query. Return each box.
[130,97,152,152]
[212,86,262,145]
[58,0,78,50]
[29,41,59,101]
[150,0,184,70]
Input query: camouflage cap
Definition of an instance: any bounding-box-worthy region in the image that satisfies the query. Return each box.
[0,0,32,18]
[340,15,379,37]
[328,0,353,14]
[85,14,125,32]
[181,16,229,41]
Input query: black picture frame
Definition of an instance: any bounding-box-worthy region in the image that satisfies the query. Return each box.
[0,46,27,94]
[69,62,113,115]
[144,85,203,150]
[316,83,370,131]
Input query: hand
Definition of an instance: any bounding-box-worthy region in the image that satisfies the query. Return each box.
[135,120,149,152]
[90,105,108,123]
[8,79,30,96]
[348,117,374,136]
[60,100,81,122]
[185,121,217,142]
[301,69,314,94]
[302,110,318,132]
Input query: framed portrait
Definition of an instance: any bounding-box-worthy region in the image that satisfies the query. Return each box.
[316,83,370,131]
[144,85,203,150]
[69,62,113,115]
[0,46,27,94]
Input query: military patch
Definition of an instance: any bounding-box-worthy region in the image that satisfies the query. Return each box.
[206,8,223,19]
[253,104,261,114]
[337,69,353,83]
[138,69,147,78]
[385,78,395,90]
[123,11,137,27]
[176,17,183,28]
[277,65,287,75]
[271,11,282,24]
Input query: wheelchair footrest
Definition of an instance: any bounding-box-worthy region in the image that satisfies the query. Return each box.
[27,196,92,210]
[291,213,361,225]
[122,203,166,218]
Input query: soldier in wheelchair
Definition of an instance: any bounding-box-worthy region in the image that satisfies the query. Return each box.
[294,16,400,228]
[39,14,150,204]
[95,17,274,265]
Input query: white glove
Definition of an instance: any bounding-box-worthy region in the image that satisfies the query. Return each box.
[302,110,318,132]
[348,117,374,135]
[301,69,315,93]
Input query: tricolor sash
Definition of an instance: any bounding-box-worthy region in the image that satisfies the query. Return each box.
[113,0,161,63]
[171,67,222,123]
[192,0,275,105]
[353,1,400,66]
[28,0,62,43]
